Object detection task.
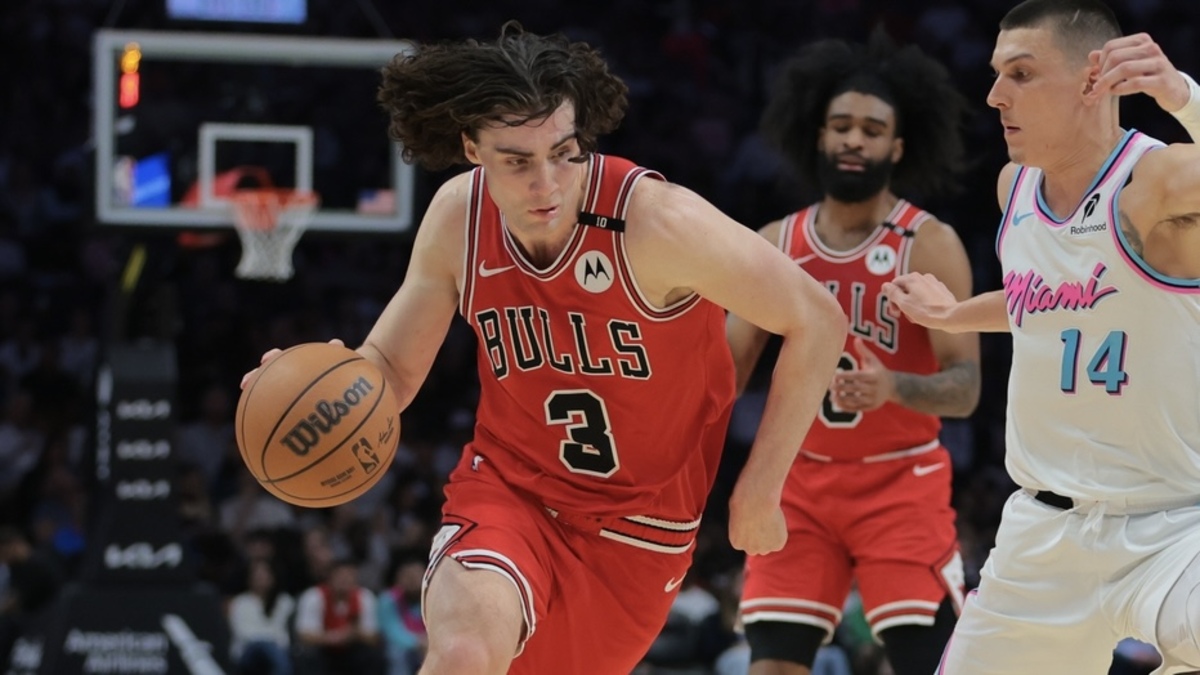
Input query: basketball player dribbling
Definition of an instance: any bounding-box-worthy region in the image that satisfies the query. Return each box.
[882,1,1200,672]
[243,22,846,675]
[728,33,978,675]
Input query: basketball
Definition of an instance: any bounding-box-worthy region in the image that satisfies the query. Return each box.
[236,342,400,508]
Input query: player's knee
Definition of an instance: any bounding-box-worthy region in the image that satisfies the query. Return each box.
[878,597,957,675]
[744,621,825,667]
[422,631,512,675]
[1157,561,1200,668]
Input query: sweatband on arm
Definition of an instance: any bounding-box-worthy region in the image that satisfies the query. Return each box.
[1168,71,1200,142]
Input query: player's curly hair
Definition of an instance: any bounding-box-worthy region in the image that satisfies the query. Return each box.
[378,21,629,171]
[761,29,969,198]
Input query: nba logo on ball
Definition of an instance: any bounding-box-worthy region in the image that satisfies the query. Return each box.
[236,342,400,508]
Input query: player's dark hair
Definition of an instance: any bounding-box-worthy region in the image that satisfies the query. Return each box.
[1000,0,1122,64]
[378,21,628,170]
[761,29,968,198]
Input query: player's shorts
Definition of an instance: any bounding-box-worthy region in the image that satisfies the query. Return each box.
[741,444,962,640]
[423,450,697,675]
[938,488,1200,674]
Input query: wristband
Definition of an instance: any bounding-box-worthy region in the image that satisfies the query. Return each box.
[1168,71,1200,142]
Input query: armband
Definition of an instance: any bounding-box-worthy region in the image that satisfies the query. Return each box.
[1168,71,1200,142]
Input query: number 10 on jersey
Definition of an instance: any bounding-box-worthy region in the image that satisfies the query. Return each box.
[1059,328,1128,394]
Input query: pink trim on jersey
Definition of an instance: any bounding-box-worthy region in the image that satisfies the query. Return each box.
[1107,197,1200,294]
[996,168,1030,256]
[1032,133,1142,227]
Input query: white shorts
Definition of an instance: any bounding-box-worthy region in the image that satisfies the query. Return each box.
[938,489,1200,674]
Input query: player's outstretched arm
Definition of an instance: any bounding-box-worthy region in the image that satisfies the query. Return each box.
[1088,33,1200,142]
[626,180,846,556]
[882,278,1008,334]
[359,175,467,412]
[725,220,787,396]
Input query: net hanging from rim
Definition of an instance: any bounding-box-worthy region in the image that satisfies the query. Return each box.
[229,188,319,281]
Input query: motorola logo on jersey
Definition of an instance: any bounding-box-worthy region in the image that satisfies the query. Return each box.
[865,244,897,276]
[575,251,614,293]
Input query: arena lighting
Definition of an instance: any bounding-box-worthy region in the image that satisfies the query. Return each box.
[118,42,141,108]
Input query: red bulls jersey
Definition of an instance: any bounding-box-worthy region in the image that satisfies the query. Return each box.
[459,154,735,523]
[779,201,941,461]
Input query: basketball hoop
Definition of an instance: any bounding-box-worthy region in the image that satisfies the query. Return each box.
[229,188,319,281]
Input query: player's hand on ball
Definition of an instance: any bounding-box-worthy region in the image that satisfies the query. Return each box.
[727,491,787,555]
[240,338,346,390]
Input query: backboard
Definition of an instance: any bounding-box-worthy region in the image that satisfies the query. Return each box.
[93,29,416,233]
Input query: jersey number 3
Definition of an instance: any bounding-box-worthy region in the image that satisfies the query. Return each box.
[545,390,620,478]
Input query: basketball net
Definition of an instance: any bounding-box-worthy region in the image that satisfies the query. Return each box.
[229,189,319,281]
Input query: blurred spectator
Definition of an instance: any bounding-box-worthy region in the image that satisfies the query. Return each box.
[377,553,427,675]
[0,526,61,667]
[294,558,383,675]
[218,470,296,545]
[229,558,295,675]
[176,383,239,491]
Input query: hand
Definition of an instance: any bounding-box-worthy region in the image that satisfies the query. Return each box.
[727,487,787,556]
[240,338,346,389]
[881,273,956,330]
[1088,33,1190,112]
[831,337,894,412]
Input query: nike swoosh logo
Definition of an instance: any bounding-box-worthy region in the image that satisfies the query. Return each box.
[912,462,945,477]
[664,576,684,593]
[478,261,516,277]
[1012,212,1033,226]
[792,253,818,265]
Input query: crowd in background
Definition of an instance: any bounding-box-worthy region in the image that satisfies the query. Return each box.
[0,0,1198,673]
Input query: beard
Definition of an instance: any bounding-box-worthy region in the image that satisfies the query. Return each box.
[816,152,894,203]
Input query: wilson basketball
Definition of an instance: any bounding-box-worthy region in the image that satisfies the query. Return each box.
[236,342,399,508]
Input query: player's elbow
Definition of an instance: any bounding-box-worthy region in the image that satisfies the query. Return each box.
[806,289,849,348]
[944,361,982,418]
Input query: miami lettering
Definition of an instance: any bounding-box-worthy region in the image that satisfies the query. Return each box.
[280,377,375,456]
[1003,262,1118,328]
[474,307,651,381]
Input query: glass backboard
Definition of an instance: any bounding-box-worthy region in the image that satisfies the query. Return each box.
[93,29,416,233]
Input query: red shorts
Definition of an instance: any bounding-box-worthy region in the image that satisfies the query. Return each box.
[741,445,962,639]
[425,452,696,674]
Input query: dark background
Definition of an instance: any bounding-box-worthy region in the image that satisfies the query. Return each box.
[0,1,1196,673]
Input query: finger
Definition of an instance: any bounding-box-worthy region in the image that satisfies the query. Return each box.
[240,369,258,390]
[329,338,346,347]
[852,336,879,365]
[259,348,282,365]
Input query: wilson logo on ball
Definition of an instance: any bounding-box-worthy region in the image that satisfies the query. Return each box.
[280,376,375,456]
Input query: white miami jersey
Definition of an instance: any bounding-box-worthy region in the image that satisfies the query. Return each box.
[996,129,1200,502]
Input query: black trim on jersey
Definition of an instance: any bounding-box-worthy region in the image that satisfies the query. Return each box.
[578,211,626,232]
[882,221,916,238]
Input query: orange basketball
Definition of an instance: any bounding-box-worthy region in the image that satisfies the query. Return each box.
[235,342,399,508]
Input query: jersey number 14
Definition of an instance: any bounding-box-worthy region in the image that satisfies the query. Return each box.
[1059,329,1128,394]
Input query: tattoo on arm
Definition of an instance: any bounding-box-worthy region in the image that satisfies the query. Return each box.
[1119,209,1145,257]
[893,360,980,418]
[1163,212,1200,230]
